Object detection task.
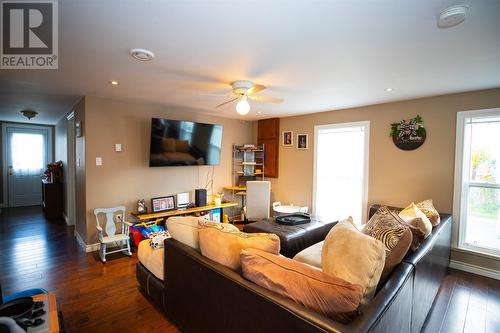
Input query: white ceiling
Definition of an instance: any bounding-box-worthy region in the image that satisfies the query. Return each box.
[0,0,499,124]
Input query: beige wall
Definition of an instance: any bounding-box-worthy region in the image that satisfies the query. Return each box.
[83,96,254,244]
[271,87,500,272]
[271,88,500,216]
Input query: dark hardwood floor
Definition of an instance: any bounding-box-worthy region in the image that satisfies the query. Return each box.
[0,206,179,333]
[1,206,499,333]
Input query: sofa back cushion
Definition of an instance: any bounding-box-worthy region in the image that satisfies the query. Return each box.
[322,217,386,304]
[167,217,238,249]
[241,248,363,323]
[199,228,280,270]
[362,207,413,282]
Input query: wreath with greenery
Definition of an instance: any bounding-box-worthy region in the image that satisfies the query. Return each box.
[390,114,426,138]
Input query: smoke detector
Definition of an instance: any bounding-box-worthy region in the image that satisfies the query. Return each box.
[438,5,469,28]
[129,48,155,61]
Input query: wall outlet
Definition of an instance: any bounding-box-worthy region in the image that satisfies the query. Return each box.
[96,157,102,166]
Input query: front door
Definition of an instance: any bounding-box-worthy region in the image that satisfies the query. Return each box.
[5,126,50,207]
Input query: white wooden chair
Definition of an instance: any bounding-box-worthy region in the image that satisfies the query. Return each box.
[94,206,132,262]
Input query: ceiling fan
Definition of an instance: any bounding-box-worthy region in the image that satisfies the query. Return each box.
[214,80,283,115]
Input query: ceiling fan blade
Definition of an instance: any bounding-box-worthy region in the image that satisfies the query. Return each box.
[200,93,231,97]
[216,97,239,108]
[245,84,266,95]
[248,95,283,103]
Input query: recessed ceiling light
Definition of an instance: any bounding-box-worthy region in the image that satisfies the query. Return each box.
[130,48,155,61]
[110,80,119,85]
[438,5,468,29]
[385,87,394,92]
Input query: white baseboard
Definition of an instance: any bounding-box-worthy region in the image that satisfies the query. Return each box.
[74,230,100,253]
[86,243,100,253]
[450,259,500,281]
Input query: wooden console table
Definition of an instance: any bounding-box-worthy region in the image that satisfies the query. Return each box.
[131,202,238,222]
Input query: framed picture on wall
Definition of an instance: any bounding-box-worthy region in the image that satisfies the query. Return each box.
[282,130,293,146]
[297,134,308,150]
[151,195,175,212]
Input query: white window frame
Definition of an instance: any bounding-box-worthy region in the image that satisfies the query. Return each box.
[453,108,500,258]
[312,121,370,223]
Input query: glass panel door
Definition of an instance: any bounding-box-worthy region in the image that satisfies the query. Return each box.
[313,121,369,224]
[6,126,49,207]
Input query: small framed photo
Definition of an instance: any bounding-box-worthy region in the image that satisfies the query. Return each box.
[297,134,308,150]
[282,130,293,146]
[151,195,175,212]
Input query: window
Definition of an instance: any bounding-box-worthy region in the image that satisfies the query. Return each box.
[11,133,45,173]
[313,121,369,224]
[455,109,500,256]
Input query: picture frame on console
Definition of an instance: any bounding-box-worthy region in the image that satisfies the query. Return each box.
[151,195,175,212]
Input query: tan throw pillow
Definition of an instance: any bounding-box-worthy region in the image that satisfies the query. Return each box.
[241,248,363,323]
[321,217,386,304]
[362,207,413,282]
[167,217,238,249]
[399,203,432,238]
[199,228,280,270]
[198,219,240,232]
[415,199,441,227]
[167,216,203,249]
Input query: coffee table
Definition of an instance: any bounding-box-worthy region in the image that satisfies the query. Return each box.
[243,216,337,258]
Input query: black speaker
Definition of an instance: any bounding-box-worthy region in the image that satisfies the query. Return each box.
[195,188,207,207]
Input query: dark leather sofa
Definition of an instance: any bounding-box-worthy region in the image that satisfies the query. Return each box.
[136,205,452,333]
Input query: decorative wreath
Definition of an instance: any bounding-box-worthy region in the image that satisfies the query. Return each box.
[390,115,426,139]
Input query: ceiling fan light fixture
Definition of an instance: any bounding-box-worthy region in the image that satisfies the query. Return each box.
[236,96,250,115]
[20,109,38,120]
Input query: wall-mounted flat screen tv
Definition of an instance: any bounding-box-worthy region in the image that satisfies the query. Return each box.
[149,118,223,167]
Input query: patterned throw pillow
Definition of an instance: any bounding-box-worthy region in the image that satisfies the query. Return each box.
[362,207,413,282]
[415,199,441,227]
[399,203,432,239]
[149,230,171,249]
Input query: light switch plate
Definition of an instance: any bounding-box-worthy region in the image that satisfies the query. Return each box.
[96,157,102,166]
[115,144,122,152]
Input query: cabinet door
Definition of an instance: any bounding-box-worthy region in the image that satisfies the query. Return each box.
[258,118,279,140]
[259,139,279,178]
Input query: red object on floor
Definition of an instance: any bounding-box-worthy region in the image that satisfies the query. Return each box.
[130,226,146,247]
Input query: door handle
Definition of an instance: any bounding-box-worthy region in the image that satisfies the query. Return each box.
[8,166,13,176]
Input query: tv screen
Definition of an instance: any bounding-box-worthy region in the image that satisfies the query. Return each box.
[149,118,223,167]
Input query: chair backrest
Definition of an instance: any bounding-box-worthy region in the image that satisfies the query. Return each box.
[94,206,125,237]
[246,181,271,219]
